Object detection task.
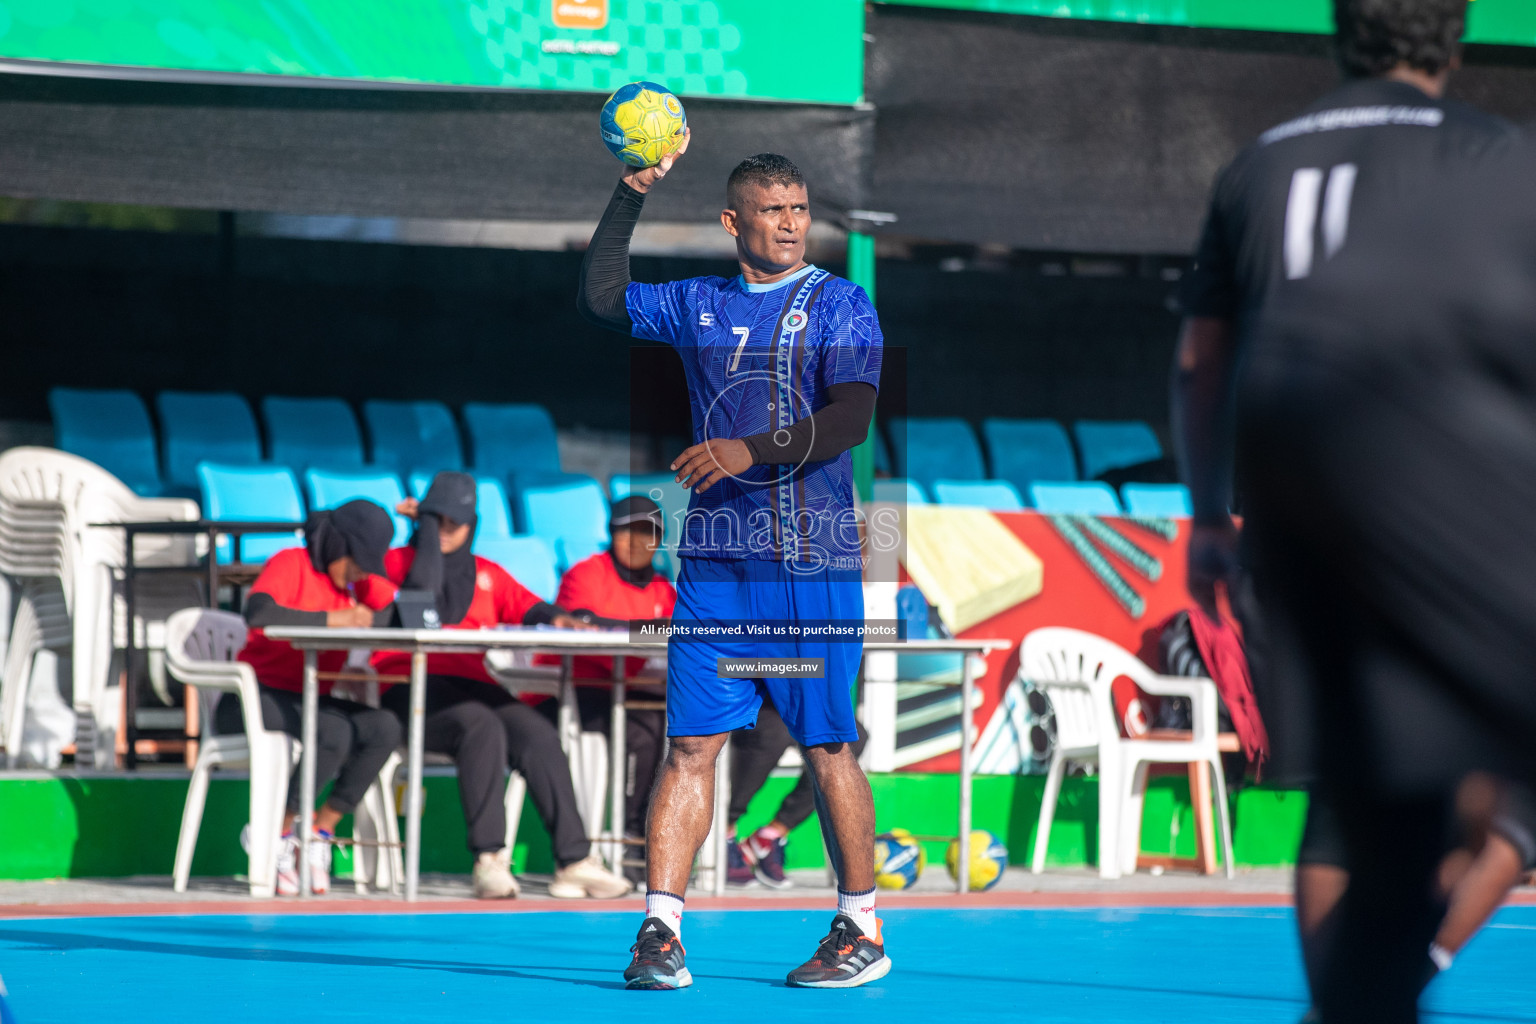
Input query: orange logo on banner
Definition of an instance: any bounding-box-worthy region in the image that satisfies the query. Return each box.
[553,0,608,29]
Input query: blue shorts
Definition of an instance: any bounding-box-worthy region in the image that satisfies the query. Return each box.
[666,555,863,746]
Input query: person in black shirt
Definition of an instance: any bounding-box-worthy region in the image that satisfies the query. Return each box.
[1173,2,1530,1020]
[1235,144,1536,1023]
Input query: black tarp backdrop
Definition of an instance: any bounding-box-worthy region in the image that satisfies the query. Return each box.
[2,10,1534,250]
[0,73,873,224]
[865,6,1536,252]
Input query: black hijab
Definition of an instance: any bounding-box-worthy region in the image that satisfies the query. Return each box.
[404,471,479,626]
[305,500,391,579]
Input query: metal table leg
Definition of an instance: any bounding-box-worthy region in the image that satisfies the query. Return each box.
[298,649,318,897]
[124,532,138,769]
[957,651,976,895]
[405,650,427,902]
[608,658,626,872]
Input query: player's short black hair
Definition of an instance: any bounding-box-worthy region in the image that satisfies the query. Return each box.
[1334,0,1467,78]
[726,153,806,208]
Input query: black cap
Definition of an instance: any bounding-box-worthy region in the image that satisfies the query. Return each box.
[327,500,393,577]
[419,471,478,528]
[610,495,663,532]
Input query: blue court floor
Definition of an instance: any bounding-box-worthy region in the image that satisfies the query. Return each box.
[2,905,1534,1023]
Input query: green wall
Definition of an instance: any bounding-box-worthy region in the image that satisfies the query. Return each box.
[0,1,865,103]
[0,772,1306,882]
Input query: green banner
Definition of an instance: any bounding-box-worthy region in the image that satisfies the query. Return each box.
[0,0,864,104]
[876,0,1536,47]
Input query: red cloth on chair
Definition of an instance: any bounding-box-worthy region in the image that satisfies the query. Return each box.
[1188,601,1270,778]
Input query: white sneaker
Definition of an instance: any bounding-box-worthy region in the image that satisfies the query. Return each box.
[275,834,300,896]
[307,831,333,896]
[549,853,633,899]
[472,849,521,899]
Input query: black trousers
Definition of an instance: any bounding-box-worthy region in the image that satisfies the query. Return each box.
[214,687,402,816]
[728,700,868,830]
[534,686,666,838]
[382,675,589,865]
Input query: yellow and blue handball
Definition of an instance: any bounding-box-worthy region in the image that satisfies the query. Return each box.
[873,828,925,890]
[600,81,687,168]
[945,829,1009,891]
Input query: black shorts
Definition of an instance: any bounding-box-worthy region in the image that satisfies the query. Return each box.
[1299,783,1536,872]
[1296,786,1347,869]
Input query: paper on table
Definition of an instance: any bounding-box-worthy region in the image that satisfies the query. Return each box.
[901,505,1044,633]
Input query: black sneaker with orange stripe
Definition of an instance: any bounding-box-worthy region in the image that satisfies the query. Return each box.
[624,917,692,990]
[785,914,891,988]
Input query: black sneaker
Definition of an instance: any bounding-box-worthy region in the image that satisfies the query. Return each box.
[624,917,692,990]
[727,840,756,886]
[745,831,792,889]
[785,914,891,988]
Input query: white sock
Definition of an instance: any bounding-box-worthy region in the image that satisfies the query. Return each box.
[838,887,878,939]
[1428,942,1455,972]
[646,889,685,939]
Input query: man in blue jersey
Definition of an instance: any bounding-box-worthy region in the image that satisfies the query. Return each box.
[579,133,889,991]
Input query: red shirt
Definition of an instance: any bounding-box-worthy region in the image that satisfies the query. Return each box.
[370,546,543,686]
[537,552,676,679]
[237,547,394,693]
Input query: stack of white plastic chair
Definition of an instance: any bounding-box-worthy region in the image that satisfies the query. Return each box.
[1021,626,1235,880]
[166,607,400,896]
[0,447,200,767]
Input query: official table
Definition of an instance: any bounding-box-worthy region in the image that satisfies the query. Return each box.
[263,626,1007,899]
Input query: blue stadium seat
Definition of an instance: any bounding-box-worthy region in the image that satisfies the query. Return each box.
[1121,483,1193,518]
[305,469,410,547]
[518,477,608,572]
[48,388,161,496]
[472,477,517,542]
[462,402,564,483]
[362,400,464,479]
[262,397,366,477]
[1071,420,1164,480]
[610,472,687,577]
[475,535,560,603]
[886,417,986,492]
[157,392,263,496]
[1028,481,1124,516]
[932,478,1025,511]
[871,478,928,504]
[196,463,305,565]
[982,418,1078,493]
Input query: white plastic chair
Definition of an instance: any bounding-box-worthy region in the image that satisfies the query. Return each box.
[165,608,293,897]
[0,580,71,767]
[1021,627,1234,880]
[483,650,609,853]
[0,447,199,765]
[166,608,399,896]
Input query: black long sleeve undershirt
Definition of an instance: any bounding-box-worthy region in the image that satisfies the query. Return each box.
[578,181,644,332]
[741,382,877,466]
[244,592,395,629]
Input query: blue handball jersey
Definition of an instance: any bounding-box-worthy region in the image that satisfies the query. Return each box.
[627,264,882,568]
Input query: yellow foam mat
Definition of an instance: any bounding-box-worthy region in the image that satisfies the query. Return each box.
[900,505,1043,633]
